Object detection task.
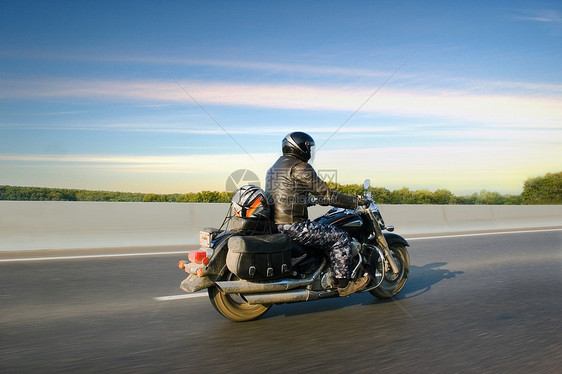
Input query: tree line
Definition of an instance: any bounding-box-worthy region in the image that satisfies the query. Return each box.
[1,171,560,205]
[0,186,233,203]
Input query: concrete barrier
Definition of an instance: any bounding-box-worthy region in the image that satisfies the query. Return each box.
[0,201,560,251]
[372,204,562,235]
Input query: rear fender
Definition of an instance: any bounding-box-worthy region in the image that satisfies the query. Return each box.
[205,232,233,280]
[180,274,214,293]
[180,231,238,293]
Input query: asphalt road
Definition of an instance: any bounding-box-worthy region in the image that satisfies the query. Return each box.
[1,229,560,373]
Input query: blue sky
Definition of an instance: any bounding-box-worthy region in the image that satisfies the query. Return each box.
[1,0,561,194]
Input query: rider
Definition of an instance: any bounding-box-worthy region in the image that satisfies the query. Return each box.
[265,132,370,297]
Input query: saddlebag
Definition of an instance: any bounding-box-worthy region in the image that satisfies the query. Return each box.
[226,233,292,280]
[230,216,277,234]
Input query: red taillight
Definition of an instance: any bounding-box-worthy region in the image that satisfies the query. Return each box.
[188,250,208,264]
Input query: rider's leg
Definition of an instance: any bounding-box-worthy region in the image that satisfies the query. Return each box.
[277,220,369,296]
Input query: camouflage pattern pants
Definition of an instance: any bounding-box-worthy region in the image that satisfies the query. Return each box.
[277,220,352,279]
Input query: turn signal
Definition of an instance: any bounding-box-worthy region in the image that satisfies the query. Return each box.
[178,260,186,269]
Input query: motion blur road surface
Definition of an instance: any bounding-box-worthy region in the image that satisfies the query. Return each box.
[1,229,560,373]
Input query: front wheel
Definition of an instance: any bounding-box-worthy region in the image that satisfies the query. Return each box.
[369,243,409,299]
[208,271,271,322]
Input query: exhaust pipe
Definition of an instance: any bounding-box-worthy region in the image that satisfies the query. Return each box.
[216,278,310,294]
[215,259,326,294]
[243,290,319,304]
[243,289,340,304]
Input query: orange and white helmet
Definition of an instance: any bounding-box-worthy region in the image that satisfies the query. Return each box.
[231,185,270,219]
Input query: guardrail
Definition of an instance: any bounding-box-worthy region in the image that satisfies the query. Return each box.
[0,201,560,251]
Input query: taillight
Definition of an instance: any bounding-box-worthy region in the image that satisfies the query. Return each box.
[188,250,210,265]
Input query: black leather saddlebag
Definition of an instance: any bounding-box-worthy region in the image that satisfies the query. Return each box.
[226,234,292,280]
[230,216,277,234]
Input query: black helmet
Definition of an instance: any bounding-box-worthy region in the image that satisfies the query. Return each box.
[282,132,316,162]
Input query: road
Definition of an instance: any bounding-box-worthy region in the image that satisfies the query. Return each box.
[1,229,560,373]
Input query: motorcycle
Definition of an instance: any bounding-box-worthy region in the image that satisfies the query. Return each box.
[178,179,410,321]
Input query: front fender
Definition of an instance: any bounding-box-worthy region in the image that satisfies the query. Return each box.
[383,233,410,247]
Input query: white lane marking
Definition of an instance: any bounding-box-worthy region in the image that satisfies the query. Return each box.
[154,293,207,301]
[407,228,562,241]
[153,227,562,302]
[0,251,186,263]
[2,228,560,263]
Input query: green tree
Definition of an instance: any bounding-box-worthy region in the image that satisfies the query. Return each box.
[432,189,455,204]
[337,183,363,196]
[372,187,391,203]
[389,187,415,204]
[143,193,162,202]
[522,172,562,204]
[455,193,476,205]
[196,191,221,203]
[412,189,433,204]
[476,190,504,205]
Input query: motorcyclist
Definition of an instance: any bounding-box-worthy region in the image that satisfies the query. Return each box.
[265,132,370,297]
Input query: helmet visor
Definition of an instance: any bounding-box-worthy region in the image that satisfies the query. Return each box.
[309,145,316,164]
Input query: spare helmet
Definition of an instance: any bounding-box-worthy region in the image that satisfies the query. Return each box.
[282,132,316,163]
[231,185,270,219]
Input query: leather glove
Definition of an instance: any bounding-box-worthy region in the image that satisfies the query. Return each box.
[357,196,371,208]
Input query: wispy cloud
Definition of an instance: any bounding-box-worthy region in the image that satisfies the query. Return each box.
[511,9,562,35]
[2,79,561,128]
[512,9,562,23]
[0,50,398,80]
[0,153,277,176]
[159,57,397,80]
[3,49,561,95]
[2,140,561,194]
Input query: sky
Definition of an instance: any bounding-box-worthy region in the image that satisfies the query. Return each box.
[1,0,561,195]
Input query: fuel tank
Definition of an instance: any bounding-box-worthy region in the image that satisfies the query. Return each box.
[314,208,366,239]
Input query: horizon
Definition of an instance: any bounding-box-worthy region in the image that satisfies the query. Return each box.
[1,1,561,195]
[0,175,538,197]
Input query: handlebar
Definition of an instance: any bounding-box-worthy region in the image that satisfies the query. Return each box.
[307,195,373,208]
[306,196,318,207]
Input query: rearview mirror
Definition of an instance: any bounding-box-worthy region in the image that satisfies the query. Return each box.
[363,179,370,190]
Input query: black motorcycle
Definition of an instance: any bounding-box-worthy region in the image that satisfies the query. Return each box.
[179,180,410,321]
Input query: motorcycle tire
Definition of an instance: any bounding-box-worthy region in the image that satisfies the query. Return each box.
[369,242,409,299]
[208,271,272,322]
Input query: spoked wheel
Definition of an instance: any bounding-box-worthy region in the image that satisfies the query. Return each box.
[208,271,271,322]
[369,243,409,299]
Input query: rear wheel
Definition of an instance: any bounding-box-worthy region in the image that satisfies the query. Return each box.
[208,271,271,322]
[369,243,409,299]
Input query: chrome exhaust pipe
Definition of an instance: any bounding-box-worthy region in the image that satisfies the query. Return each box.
[215,259,326,294]
[216,279,310,294]
[243,290,319,304]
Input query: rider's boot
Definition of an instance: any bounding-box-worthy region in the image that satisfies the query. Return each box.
[338,273,370,297]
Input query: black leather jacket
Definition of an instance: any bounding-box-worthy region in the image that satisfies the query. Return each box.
[265,155,358,224]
